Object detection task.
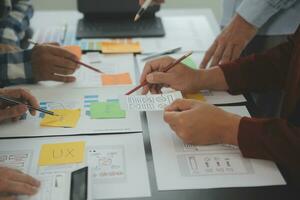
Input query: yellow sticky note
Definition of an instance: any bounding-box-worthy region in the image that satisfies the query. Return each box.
[39,141,85,166]
[64,45,82,59]
[101,73,132,86]
[40,109,81,128]
[100,40,141,53]
[184,93,206,101]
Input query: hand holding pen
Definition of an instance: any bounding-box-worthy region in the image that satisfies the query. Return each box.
[0,88,39,122]
[29,40,103,75]
[0,88,60,122]
[135,0,165,22]
[30,42,80,83]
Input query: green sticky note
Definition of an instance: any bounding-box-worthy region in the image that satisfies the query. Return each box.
[90,102,126,119]
[181,56,197,69]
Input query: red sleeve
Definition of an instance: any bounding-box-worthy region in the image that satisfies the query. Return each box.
[219,38,294,95]
[238,117,300,180]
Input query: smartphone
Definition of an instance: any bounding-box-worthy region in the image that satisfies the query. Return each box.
[70,167,88,200]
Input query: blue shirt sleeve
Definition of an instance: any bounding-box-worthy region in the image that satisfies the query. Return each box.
[237,0,297,28]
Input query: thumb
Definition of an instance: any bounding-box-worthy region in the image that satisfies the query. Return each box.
[165,99,196,112]
[146,72,173,85]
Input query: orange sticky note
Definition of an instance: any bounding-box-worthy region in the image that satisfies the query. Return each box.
[100,40,141,54]
[64,45,82,59]
[184,93,206,101]
[101,73,132,86]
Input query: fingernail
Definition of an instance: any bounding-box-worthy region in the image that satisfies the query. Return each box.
[147,74,154,82]
[36,180,41,187]
[31,186,38,194]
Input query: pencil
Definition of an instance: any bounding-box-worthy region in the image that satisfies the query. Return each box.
[0,95,60,116]
[134,0,152,22]
[125,51,193,95]
[28,39,103,74]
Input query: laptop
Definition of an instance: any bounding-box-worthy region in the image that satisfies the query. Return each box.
[76,0,165,39]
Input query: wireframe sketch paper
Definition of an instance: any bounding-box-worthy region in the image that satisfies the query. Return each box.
[0,134,150,200]
[120,91,183,111]
[0,87,142,138]
[36,54,136,88]
[147,106,285,190]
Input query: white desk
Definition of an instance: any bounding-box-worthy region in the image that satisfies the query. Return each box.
[18,9,293,200]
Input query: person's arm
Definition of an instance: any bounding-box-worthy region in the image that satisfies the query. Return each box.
[218,35,294,94]
[237,0,297,29]
[0,48,35,87]
[238,117,300,181]
[0,0,33,46]
[200,0,298,69]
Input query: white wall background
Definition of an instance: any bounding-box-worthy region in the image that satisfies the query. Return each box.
[32,0,222,21]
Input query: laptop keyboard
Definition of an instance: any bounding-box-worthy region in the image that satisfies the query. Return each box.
[76,17,165,38]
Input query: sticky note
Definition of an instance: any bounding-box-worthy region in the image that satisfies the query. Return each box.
[181,56,197,69]
[101,73,132,86]
[39,141,85,166]
[100,40,141,53]
[90,102,126,119]
[64,45,82,59]
[40,109,81,128]
[184,93,206,101]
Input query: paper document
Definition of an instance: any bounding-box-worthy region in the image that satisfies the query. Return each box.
[120,91,183,111]
[33,54,136,88]
[147,106,285,190]
[0,87,142,138]
[0,134,150,200]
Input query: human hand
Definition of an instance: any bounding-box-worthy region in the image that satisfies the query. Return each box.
[0,167,40,198]
[31,43,79,82]
[200,14,257,68]
[0,88,39,122]
[139,0,165,5]
[164,99,241,145]
[140,56,202,94]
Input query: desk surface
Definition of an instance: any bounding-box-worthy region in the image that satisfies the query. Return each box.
[30,9,296,200]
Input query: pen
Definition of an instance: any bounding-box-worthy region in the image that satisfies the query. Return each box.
[28,39,103,74]
[61,23,68,44]
[126,51,193,95]
[0,95,60,116]
[134,0,152,22]
[141,47,182,61]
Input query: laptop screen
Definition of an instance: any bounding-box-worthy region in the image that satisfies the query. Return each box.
[77,0,160,16]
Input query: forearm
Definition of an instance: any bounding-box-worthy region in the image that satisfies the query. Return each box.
[197,67,229,91]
